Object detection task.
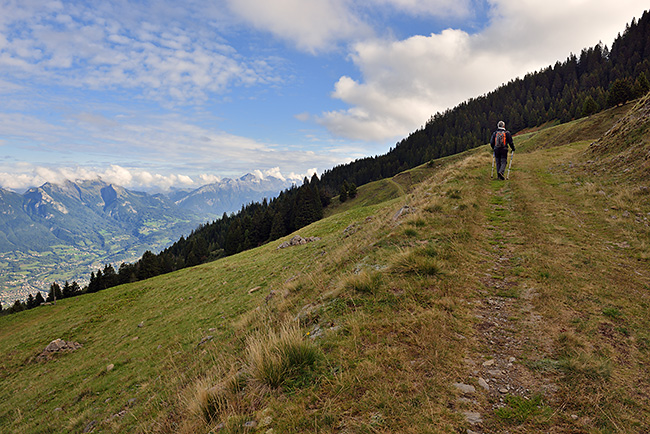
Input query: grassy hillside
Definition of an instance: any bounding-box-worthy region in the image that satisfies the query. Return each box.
[1,100,649,434]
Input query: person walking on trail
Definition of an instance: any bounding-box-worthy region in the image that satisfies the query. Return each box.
[490,120,515,180]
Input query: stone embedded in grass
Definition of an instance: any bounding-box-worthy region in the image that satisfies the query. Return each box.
[453,382,476,395]
[106,363,115,372]
[392,205,414,221]
[462,411,482,425]
[343,223,359,237]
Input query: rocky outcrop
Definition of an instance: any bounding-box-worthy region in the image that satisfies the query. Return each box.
[36,338,82,361]
[277,235,321,249]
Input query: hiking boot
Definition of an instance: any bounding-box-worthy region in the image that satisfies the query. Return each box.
[498,172,505,180]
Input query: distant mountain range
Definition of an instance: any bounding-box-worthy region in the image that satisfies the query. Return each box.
[0,174,292,304]
[174,173,292,217]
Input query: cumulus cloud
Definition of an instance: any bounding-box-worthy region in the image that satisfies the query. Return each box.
[224,0,481,52]
[198,173,222,185]
[318,0,650,141]
[224,0,371,53]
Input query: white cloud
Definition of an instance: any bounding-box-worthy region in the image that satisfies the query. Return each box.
[224,0,372,53]
[262,166,288,180]
[224,0,481,53]
[0,1,282,103]
[294,112,311,122]
[318,0,650,141]
[198,173,222,184]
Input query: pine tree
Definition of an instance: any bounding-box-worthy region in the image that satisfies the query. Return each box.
[118,263,136,285]
[47,282,61,302]
[26,294,36,309]
[581,96,599,117]
[268,212,286,241]
[70,281,81,297]
[62,281,72,298]
[103,264,118,288]
[34,292,45,306]
[224,220,244,255]
[293,185,313,229]
[138,251,161,280]
[633,72,650,98]
[87,271,98,293]
[10,300,25,313]
[348,183,358,199]
[339,183,348,202]
[607,78,633,107]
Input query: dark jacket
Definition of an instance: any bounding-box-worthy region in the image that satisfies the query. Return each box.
[490,128,515,152]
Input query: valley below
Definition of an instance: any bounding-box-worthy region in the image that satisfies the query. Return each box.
[0,174,292,304]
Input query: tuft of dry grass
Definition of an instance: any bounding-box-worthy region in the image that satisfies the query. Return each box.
[245,322,321,389]
[389,248,443,277]
[184,322,321,432]
[185,360,251,426]
[342,269,383,294]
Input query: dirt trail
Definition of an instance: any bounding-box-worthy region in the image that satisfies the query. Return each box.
[455,144,650,433]
[456,148,583,433]
[458,180,556,433]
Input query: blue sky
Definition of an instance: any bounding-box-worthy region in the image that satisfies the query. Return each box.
[0,0,647,192]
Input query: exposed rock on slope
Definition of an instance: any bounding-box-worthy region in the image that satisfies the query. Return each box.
[35,339,82,361]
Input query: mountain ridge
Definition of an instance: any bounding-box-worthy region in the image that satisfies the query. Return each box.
[174,173,292,217]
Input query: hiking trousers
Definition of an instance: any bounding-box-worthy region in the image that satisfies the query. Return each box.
[494,147,508,178]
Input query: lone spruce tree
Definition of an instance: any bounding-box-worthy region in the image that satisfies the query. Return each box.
[348,183,358,199]
[339,182,349,202]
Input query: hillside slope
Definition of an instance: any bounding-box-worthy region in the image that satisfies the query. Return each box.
[1,103,649,433]
[585,92,650,180]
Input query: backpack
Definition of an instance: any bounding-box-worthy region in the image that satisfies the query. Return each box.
[494,130,507,148]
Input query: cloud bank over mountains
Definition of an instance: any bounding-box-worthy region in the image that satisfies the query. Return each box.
[0,164,314,193]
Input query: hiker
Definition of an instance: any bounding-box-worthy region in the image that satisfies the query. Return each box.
[490,120,515,180]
